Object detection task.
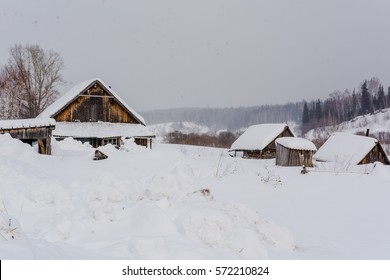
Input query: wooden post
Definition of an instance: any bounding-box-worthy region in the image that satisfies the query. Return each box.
[37,139,46,154]
[46,136,52,155]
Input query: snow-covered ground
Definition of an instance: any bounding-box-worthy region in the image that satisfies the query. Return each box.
[1,134,389,259]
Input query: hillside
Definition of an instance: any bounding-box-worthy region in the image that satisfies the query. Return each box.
[1,135,390,259]
[142,103,303,132]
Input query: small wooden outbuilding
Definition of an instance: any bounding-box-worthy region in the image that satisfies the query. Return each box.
[275,137,317,167]
[230,123,294,159]
[313,133,390,165]
[0,118,56,155]
[37,78,155,148]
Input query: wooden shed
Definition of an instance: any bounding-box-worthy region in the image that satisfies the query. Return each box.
[230,124,294,159]
[275,137,317,167]
[313,133,390,165]
[0,118,55,155]
[38,78,155,148]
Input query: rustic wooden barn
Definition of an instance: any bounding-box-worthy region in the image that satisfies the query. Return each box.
[313,133,390,165]
[38,78,155,148]
[0,118,56,155]
[230,124,294,159]
[275,137,317,167]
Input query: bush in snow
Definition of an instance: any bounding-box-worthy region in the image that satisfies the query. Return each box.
[0,213,24,241]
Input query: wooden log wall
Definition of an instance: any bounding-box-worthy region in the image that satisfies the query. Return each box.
[0,127,52,140]
[0,126,54,155]
[359,143,390,165]
[276,144,314,167]
[243,150,262,159]
[134,138,148,147]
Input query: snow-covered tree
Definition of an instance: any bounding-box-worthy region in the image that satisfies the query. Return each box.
[360,81,371,114]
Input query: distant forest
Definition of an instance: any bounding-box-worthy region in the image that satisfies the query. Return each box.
[302,77,390,133]
[143,77,390,135]
[142,103,303,132]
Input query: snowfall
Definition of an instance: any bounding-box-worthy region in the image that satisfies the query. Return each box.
[0,134,389,260]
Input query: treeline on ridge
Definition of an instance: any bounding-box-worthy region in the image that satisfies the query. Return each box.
[302,77,390,133]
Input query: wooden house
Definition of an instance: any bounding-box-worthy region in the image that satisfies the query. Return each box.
[313,133,390,165]
[38,78,155,148]
[230,124,294,159]
[275,137,317,167]
[0,118,55,154]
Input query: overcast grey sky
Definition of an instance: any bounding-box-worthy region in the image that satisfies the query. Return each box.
[1,0,389,111]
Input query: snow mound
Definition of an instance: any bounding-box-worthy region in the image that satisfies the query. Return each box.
[0,138,297,259]
[178,200,294,259]
[120,137,147,152]
[0,134,38,159]
[55,137,93,151]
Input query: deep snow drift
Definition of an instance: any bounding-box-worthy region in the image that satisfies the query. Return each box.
[0,134,389,259]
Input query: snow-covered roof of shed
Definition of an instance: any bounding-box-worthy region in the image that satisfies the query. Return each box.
[0,118,55,130]
[231,123,293,150]
[313,133,381,165]
[38,78,145,125]
[276,137,317,151]
[53,122,155,138]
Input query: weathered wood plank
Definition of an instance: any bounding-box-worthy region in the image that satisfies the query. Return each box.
[276,144,315,167]
[55,93,139,123]
[0,126,54,155]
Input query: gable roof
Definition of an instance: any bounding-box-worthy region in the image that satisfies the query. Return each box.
[313,133,388,165]
[230,123,294,151]
[276,137,317,151]
[38,78,145,125]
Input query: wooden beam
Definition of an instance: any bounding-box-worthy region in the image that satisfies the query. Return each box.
[79,94,114,98]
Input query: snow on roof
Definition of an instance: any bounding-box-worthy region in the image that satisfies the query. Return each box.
[38,78,145,125]
[276,137,317,151]
[313,133,381,165]
[0,118,55,130]
[53,122,155,138]
[231,123,293,150]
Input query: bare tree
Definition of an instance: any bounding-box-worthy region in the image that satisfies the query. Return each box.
[0,67,23,119]
[0,44,65,119]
